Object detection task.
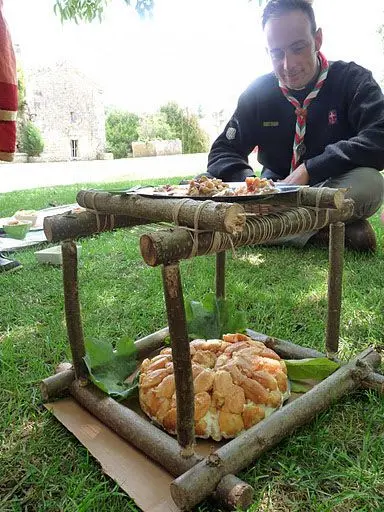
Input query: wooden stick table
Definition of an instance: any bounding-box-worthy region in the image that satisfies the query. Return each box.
[41,186,383,510]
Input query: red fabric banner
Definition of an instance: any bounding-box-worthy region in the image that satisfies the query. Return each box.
[0,0,17,161]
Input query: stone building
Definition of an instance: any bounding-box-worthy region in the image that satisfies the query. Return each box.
[25,63,106,161]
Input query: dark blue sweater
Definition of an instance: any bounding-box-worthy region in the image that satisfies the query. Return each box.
[207,61,384,184]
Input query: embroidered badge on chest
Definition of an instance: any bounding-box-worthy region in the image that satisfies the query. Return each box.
[328,110,338,125]
[262,121,279,127]
[226,127,236,140]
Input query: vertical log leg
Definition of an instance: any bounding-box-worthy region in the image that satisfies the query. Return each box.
[161,263,195,457]
[325,222,345,358]
[62,241,87,378]
[216,251,226,299]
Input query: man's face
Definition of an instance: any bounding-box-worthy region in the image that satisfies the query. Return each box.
[265,10,322,90]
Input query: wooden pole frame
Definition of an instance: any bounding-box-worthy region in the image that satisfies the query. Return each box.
[61,241,87,379]
[161,263,195,457]
[326,222,345,357]
[41,191,384,511]
[216,251,226,299]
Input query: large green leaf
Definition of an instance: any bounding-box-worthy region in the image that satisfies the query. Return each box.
[185,293,247,340]
[285,358,340,381]
[289,380,313,393]
[83,336,139,400]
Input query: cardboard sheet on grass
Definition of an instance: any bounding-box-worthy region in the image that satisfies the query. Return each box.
[46,390,305,511]
[0,204,78,252]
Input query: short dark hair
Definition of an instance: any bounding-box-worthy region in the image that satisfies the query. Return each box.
[262,0,317,35]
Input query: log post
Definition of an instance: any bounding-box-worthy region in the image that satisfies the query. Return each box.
[216,251,226,299]
[70,381,253,510]
[161,263,195,457]
[170,348,381,510]
[326,222,345,357]
[62,241,87,379]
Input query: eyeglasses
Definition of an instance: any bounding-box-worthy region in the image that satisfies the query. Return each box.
[269,40,312,62]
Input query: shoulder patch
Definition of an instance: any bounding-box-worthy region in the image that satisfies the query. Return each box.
[226,127,236,140]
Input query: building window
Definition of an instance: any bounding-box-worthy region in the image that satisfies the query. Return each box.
[70,139,79,159]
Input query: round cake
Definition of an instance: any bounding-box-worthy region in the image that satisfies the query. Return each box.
[139,333,289,441]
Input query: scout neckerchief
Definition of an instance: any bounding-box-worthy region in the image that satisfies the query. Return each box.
[0,0,18,162]
[279,51,329,173]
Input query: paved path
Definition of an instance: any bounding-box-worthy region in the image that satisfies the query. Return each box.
[0,153,259,193]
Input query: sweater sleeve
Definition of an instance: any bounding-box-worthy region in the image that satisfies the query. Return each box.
[305,69,384,184]
[207,90,260,182]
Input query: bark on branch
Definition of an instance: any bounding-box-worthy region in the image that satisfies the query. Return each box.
[44,210,148,242]
[170,348,381,510]
[243,186,346,210]
[76,190,246,234]
[140,202,354,266]
[69,381,253,510]
[62,241,87,378]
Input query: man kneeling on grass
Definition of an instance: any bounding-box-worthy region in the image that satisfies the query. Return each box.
[205,0,384,252]
[0,0,21,272]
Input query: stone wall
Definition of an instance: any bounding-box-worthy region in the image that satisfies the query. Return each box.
[25,64,106,162]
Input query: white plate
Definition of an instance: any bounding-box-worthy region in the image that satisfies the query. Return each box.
[126,182,303,202]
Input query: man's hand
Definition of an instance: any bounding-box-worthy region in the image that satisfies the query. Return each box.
[282,164,310,185]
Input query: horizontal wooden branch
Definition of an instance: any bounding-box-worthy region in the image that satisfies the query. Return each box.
[76,190,246,234]
[134,326,169,357]
[140,202,354,266]
[70,381,253,510]
[40,368,75,401]
[246,329,384,395]
[170,348,381,510]
[244,186,346,210]
[44,210,148,242]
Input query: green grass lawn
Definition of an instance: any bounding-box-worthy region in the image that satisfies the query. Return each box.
[1,179,383,511]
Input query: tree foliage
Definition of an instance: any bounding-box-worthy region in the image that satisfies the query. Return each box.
[137,113,174,142]
[54,0,154,22]
[105,110,139,159]
[105,104,210,158]
[20,122,45,157]
[53,0,267,22]
[160,102,210,154]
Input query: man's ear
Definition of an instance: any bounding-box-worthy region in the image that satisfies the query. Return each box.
[314,27,323,52]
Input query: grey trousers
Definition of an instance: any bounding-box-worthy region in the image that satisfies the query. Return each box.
[265,167,384,247]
